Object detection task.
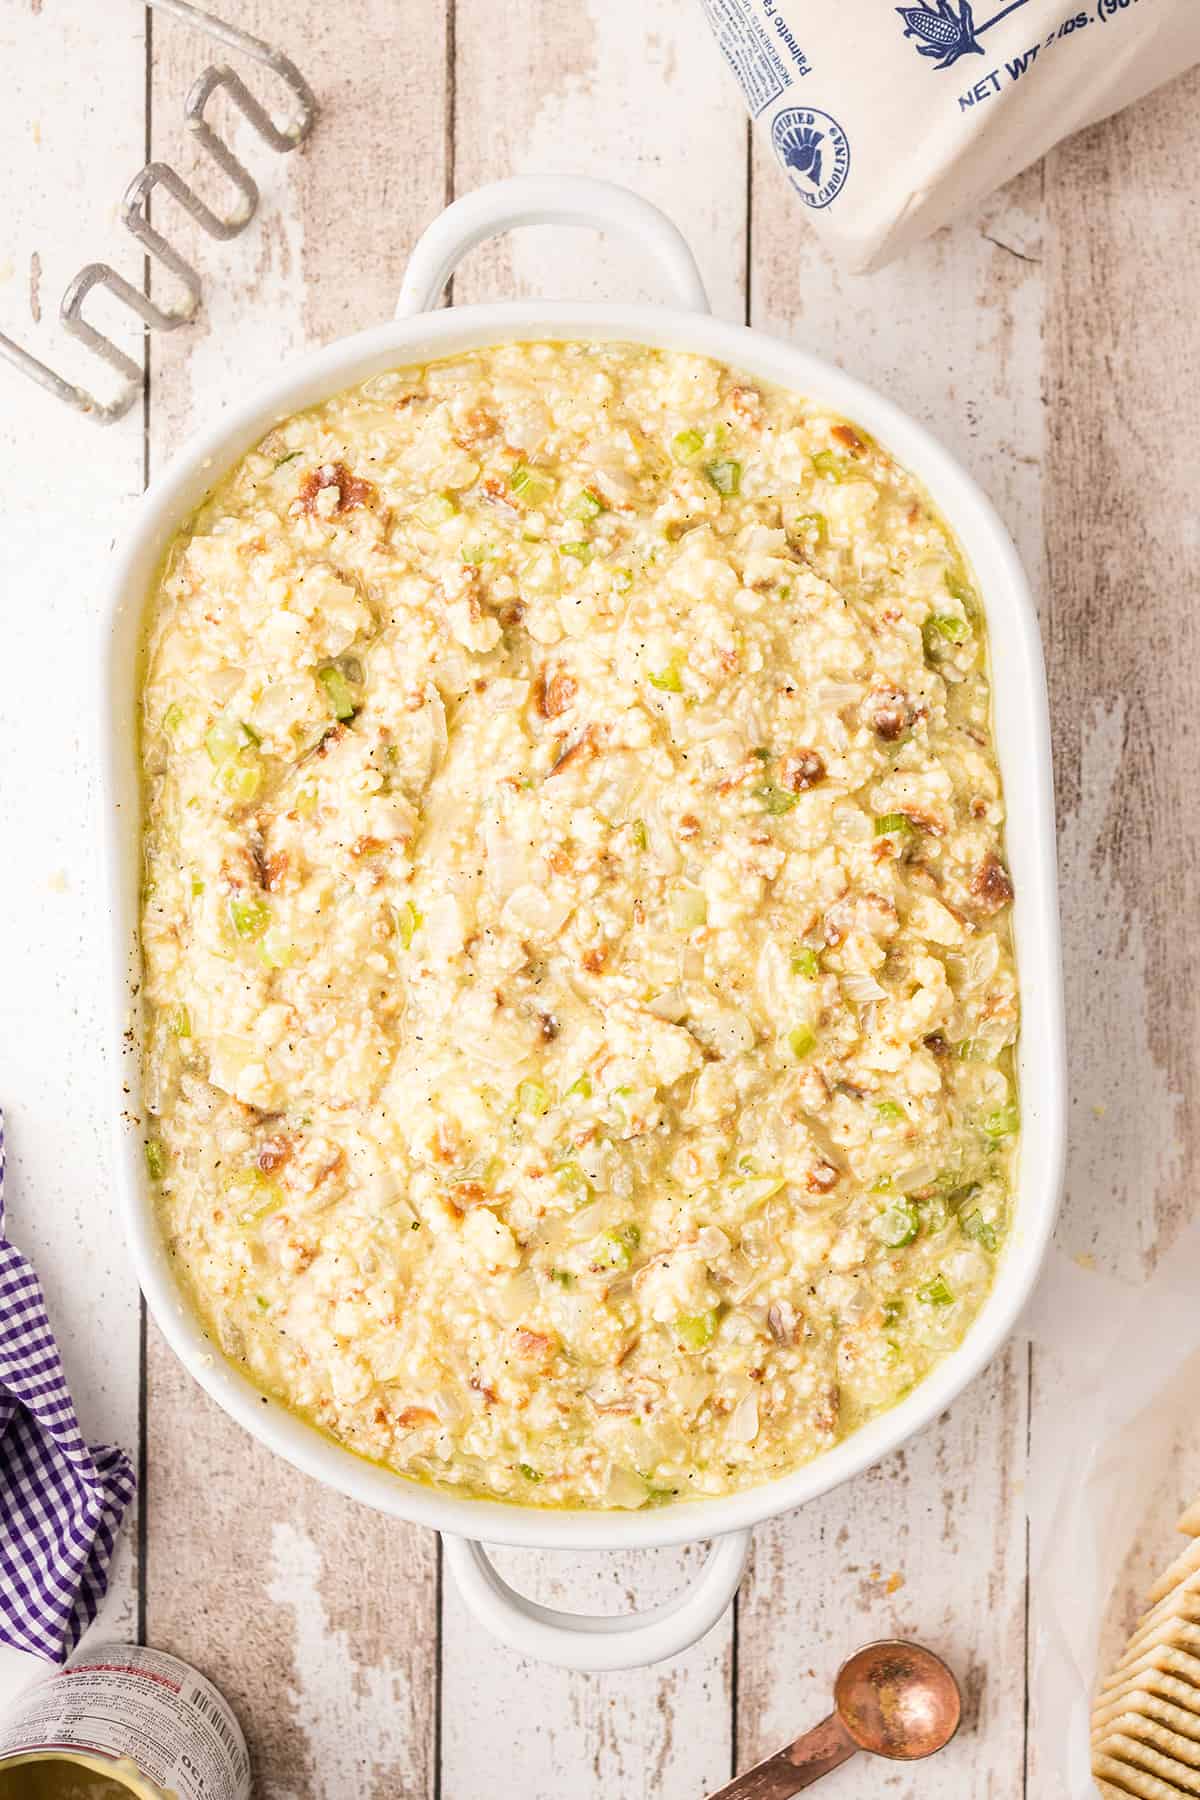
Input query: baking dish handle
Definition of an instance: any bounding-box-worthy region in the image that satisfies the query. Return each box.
[395,175,710,318]
[442,1527,751,1672]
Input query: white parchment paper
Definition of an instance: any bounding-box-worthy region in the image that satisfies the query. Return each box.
[1024,1228,1200,1795]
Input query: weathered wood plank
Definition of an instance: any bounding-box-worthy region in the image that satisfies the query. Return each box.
[1028,66,1200,1792]
[0,0,146,1693]
[451,0,747,320]
[736,155,1047,1793]
[442,6,748,1796]
[441,1543,734,1800]
[1041,64,1200,1281]
[737,1349,1028,1797]
[142,6,448,1793]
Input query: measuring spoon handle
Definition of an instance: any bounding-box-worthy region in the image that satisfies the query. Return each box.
[707,1713,858,1798]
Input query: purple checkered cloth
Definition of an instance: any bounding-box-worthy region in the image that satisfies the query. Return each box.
[0,1112,136,1661]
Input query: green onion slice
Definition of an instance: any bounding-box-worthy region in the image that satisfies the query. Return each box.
[675,1309,719,1349]
[229,896,270,941]
[395,900,423,950]
[873,1202,919,1248]
[705,459,742,496]
[317,664,357,722]
[983,1103,1019,1138]
[961,1210,999,1251]
[509,463,556,504]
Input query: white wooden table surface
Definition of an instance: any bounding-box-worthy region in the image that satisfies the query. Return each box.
[1,4,1197,1796]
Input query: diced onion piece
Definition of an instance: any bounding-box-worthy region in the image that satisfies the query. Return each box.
[670,887,707,932]
[730,1391,760,1443]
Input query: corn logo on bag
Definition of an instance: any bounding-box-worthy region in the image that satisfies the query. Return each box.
[696,0,1200,268]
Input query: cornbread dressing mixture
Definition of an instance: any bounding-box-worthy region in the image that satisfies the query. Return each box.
[139,342,1019,1510]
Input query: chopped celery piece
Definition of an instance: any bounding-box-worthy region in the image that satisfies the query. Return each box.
[881,1298,904,1326]
[874,812,912,837]
[144,1139,166,1181]
[670,887,707,932]
[730,1172,786,1204]
[613,567,635,594]
[550,1268,573,1288]
[917,1273,954,1306]
[317,664,357,721]
[509,463,556,504]
[875,1100,905,1122]
[517,1463,543,1482]
[647,658,684,693]
[756,783,799,816]
[672,427,704,461]
[983,1103,1019,1138]
[231,1169,284,1226]
[961,1210,999,1251]
[792,512,827,544]
[675,1309,719,1350]
[559,540,593,564]
[923,614,969,661]
[162,702,185,737]
[787,1024,816,1060]
[792,947,820,979]
[461,543,489,565]
[517,1079,549,1117]
[216,758,262,803]
[255,1294,269,1310]
[872,1174,895,1192]
[555,1161,593,1201]
[205,716,255,765]
[229,896,270,941]
[416,490,459,526]
[569,488,606,520]
[169,1003,191,1038]
[273,450,300,470]
[395,900,423,949]
[191,876,205,897]
[811,450,849,481]
[594,1222,641,1270]
[564,1073,593,1101]
[873,1202,919,1248]
[630,818,648,851]
[705,459,741,496]
[259,930,294,971]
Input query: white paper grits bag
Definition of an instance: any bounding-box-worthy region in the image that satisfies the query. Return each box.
[696,0,1200,268]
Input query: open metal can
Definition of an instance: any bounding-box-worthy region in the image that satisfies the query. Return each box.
[0,1643,250,1799]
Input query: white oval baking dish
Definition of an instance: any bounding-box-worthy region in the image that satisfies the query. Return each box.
[104,175,1066,1674]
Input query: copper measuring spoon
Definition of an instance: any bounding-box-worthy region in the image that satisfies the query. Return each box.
[708,1640,962,1798]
